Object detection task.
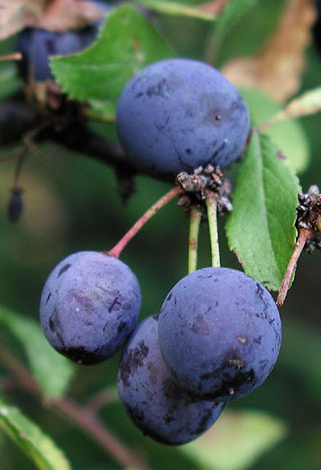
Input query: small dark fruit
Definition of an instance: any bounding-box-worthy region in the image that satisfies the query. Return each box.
[40,251,141,365]
[158,267,281,402]
[117,315,225,445]
[16,1,110,82]
[116,58,250,180]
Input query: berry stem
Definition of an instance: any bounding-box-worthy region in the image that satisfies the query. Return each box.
[108,186,182,258]
[206,191,220,268]
[188,207,202,274]
[0,53,22,62]
[0,340,148,469]
[86,387,118,413]
[276,227,313,307]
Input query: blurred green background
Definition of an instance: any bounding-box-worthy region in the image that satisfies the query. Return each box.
[1,0,321,469]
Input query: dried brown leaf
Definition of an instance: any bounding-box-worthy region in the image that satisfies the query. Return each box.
[0,0,48,39]
[0,0,106,39]
[222,0,316,102]
[37,0,107,31]
[199,0,230,16]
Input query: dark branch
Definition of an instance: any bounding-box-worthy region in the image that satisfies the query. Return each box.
[0,96,129,166]
[0,94,39,146]
[0,95,137,201]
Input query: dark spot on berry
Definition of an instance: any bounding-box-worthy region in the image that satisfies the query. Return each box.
[59,346,103,365]
[57,264,71,278]
[118,321,127,333]
[119,341,149,387]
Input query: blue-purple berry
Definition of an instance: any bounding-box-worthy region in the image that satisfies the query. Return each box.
[40,251,141,365]
[16,1,110,82]
[117,315,225,445]
[116,58,250,180]
[158,267,281,402]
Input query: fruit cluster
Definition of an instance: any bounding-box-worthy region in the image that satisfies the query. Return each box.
[118,268,281,445]
[40,252,281,445]
[39,58,282,445]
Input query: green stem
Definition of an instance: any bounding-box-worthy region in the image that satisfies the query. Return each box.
[108,186,182,258]
[206,192,220,268]
[188,207,202,274]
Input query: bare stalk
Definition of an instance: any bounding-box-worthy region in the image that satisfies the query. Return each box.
[188,207,202,273]
[0,341,148,469]
[0,53,22,62]
[86,387,118,413]
[108,185,182,258]
[206,191,221,268]
[276,228,313,306]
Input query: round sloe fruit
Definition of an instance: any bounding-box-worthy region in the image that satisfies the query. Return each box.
[116,58,250,180]
[16,2,110,82]
[158,267,281,402]
[117,315,225,445]
[40,251,141,365]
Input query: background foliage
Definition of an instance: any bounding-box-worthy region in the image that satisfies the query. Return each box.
[0,0,321,469]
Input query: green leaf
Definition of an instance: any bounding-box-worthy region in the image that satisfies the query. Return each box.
[280,319,321,408]
[50,4,175,116]
[205,0,256,60]
[0,306,76,399]
[240,87,309,173]
[0,426,5,454]
[87,98,116,122]
[215,0,257,32]
[226,131,300,291]
[0,401,71,470]
[180,409,287,470]
[0,63,20,100]
[135,0,217,21]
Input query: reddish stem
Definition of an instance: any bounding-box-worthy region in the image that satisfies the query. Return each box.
[55,399,147,469]
[276,228,313,307]
[86,387,117,413]
[0,341,148,469]
[108,186,182,258]
[0,53,22,62]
